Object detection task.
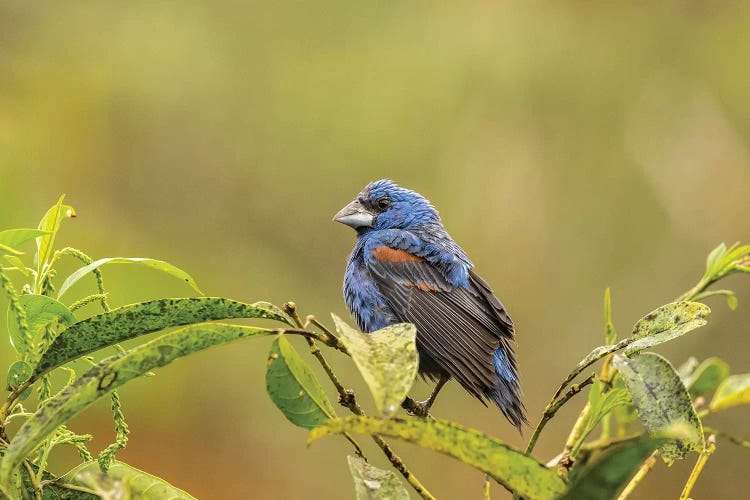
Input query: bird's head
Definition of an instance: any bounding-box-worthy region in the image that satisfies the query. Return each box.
[333,179,439,234]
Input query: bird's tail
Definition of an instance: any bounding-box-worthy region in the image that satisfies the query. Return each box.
[484,346,527,432]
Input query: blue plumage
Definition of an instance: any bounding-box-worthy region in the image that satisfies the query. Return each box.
[334,179,526,429]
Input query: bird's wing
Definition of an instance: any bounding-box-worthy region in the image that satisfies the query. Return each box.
[366,246,516,401]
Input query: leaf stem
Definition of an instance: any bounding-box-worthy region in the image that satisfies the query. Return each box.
[679,435,716,500]
[617,450,659,499]
[284,303,435,500]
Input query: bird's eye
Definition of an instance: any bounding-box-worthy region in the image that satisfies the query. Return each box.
[375,196,391,211]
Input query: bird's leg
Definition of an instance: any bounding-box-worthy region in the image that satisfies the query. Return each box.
[408,374,449,417]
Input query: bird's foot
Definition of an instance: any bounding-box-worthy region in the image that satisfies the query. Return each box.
[404,398,432,417]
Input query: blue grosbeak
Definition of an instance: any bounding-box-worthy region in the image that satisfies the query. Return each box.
[334,179,526,429]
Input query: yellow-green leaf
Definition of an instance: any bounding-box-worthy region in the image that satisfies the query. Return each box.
[309,416,566,500]
[61,460,195,499]
[709,374,750,412]
[625,302,710,354]
[35,195,75,269]
[58,257,202,299]
[613,353,704,465]
[347,455,408,500]
[332,315,418,417]
[266,334,336,429]
[0,229,50,251]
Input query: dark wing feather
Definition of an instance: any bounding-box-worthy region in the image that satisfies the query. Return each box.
[367,247,518,406]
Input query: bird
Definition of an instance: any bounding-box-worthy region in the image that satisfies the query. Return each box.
[333,179,526,430]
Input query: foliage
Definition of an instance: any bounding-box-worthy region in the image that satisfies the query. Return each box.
[1,197,749,499]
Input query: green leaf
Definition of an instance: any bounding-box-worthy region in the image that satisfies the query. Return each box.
[332,315,418,417]
[611,376,639,430]
[709,374,750,412]
[3,255,32,276]
[58,257,202,299]
[7,294,75,355]
[34,297,287,379]
[266,334,336,429]
[560,435,666,500]
[347,455,409,500]
[682,357,729,399]
[0,229,50,251]
[60,460,195,499]
[0,323,271,487]
[35,195,75,269]
[705,242,727,277]
[719,243,750,275]
[584,380,630,438]
[6,361,32,391]
[625,301,710,355]
[309,416,567,500]
[613,353,704,465]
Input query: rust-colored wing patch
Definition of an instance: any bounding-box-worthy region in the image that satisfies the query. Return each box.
[404,281,440,292]
[371,246,424,263]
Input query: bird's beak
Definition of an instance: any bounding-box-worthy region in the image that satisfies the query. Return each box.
[333,199,374,229]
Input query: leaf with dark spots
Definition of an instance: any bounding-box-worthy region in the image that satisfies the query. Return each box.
[0,323,271,488]
[625,302,710,354]
[34,297,287,379]
[309,416,566,500]
[613,353,704,465]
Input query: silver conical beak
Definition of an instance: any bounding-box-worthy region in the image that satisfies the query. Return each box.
[333,199,374,229]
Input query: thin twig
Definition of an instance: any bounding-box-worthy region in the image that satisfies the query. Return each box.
[21,460,42,500]
[680,435,716,500]
[617,450,659,500]
[557,404,591,477]
[703,426,750,450]
[524,373,596,455]
[285,303,435,500]
[580,434,641,452]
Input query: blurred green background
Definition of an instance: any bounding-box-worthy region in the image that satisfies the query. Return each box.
[2,1,750,498]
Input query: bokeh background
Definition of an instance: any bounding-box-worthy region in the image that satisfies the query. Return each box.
[2,1,750,498]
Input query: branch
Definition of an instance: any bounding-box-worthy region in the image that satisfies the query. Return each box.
[617,450,659,499]
[283,303,435,500]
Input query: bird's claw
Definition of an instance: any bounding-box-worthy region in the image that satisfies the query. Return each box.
[405,400,431,417]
